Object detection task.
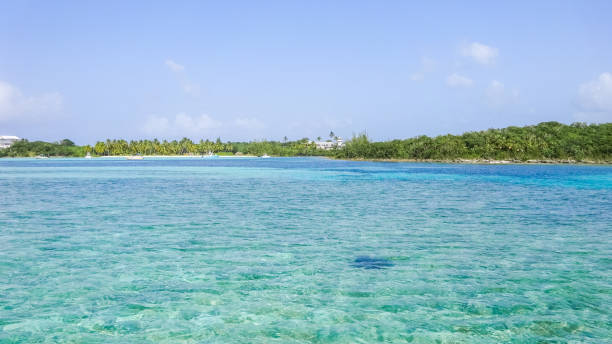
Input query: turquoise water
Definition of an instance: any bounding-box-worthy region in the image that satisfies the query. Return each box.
[1,157,611,343]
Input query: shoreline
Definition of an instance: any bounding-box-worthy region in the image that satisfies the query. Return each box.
[0,154,260,159]
[101,154,258,158]
[332,157,612,165]
[2,155,610,165]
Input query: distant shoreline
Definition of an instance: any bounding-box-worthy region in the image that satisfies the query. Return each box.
[3,155,610,165]
[101,154,258,158]
[0,154,262,159]
[332,157,612,165]
[3,122,610,162]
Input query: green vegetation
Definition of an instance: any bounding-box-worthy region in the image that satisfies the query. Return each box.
[230,139,325,156]
[1,122,610,162]
[0,139,85,157]
[335,122,611,162]
[88,137,327,157]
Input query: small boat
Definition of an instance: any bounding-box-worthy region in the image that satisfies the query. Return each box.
[202,152,218,159]
[261,154,270,158]
[35,155,49,159]
[85,152,92,159]
[126,155,144,160]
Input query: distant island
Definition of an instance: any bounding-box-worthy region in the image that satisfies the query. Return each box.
[1,122,610,163]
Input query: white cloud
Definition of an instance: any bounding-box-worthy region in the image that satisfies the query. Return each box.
[485,80,519,107]
[488,80,505,93]
[143,113,221,137]
[446,73,473,87]
[165,59,185,72]
[165,59,201,96]
[462,42,498,65]
[177,113,221,131]
[575,72,612,122]
[0,81,63,122]
[578,72,612,112]
[143,113,270,137]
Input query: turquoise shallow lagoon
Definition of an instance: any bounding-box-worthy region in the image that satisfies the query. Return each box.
[0,157,611,343]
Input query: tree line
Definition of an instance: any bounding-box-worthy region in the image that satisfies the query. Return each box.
[0,139,84,158]
[335,122,611,162]
[0,137,331,157]
[85,137,327,157]
[1,122,610,162]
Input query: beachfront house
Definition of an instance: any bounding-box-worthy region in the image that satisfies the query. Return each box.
[0,136,20,149]
[310,137,345,150]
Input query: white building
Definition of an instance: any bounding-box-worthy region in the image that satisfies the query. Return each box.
[311,138,345,150]
[0,136,20,149]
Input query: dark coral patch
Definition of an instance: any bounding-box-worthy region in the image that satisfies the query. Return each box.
[352,256,394,269]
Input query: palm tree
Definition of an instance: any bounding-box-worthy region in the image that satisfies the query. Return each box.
[94,142,105,155]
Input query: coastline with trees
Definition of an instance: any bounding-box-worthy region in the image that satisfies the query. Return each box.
[336,122,611,163]
[1,122,610,163]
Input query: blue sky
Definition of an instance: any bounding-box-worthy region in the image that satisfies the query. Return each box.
[1,1,611,144]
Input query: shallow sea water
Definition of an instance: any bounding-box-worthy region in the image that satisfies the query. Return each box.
[0,157,610,343]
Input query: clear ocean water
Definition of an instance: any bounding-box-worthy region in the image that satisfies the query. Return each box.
[0,157,610,343]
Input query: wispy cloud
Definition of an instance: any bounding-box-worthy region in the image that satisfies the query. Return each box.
[462,42,498,65]
[0,80,63,122]
[164,59,200,96]
[446,73,473,87]
[165,59,185,72]
[485,80,519,107]
[575,72,612,122]
[143,113,221,137]
[143,113,267,138]
[578,72,612,112]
